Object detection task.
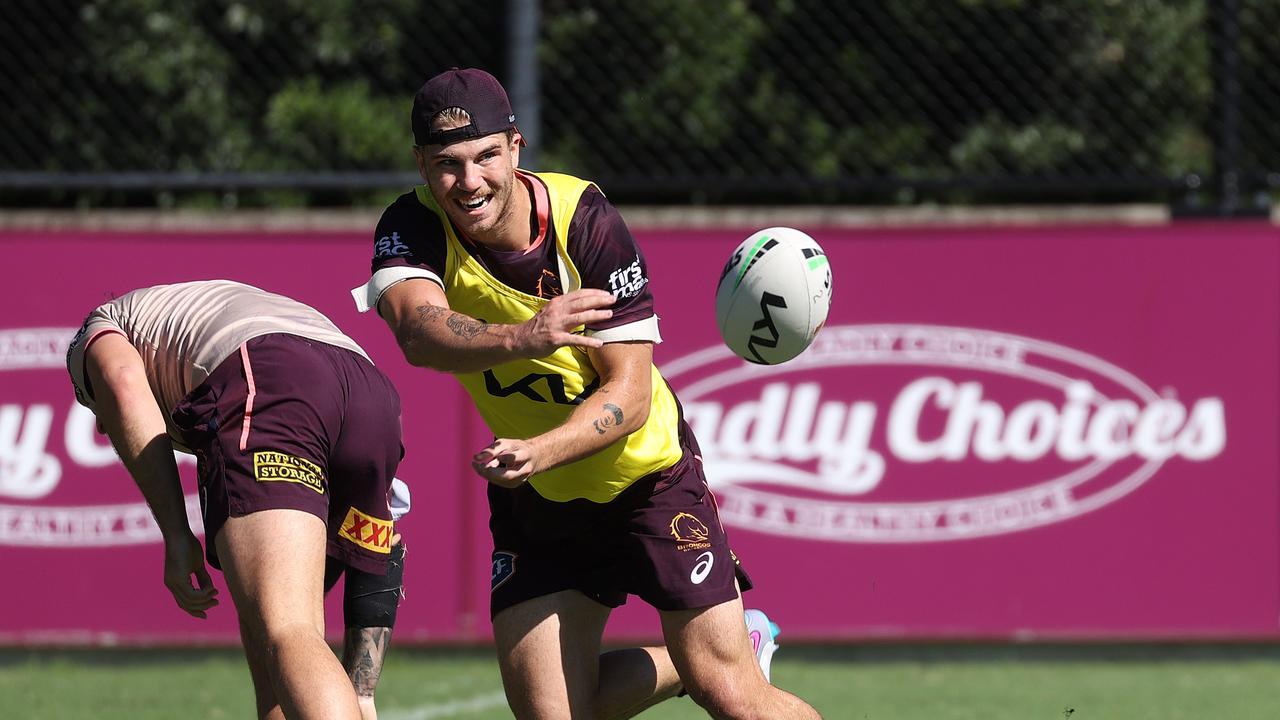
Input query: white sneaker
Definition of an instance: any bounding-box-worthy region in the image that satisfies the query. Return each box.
[743,608,781,683]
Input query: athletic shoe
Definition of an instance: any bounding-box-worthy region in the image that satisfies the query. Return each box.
[743,608,781,683]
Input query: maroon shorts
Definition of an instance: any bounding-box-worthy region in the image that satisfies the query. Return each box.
[172,333,403,575]
[487,437,753,618]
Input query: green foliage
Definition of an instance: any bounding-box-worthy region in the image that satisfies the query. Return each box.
[2,0,1274,205]
[259,79,412,171]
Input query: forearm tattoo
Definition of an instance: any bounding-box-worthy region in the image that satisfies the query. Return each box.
[445,312,489,339]
[414,304,489,340]
[342,626,391,698]
[593,403,625,434]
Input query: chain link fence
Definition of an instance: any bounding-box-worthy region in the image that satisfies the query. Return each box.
[1,0,1276,209]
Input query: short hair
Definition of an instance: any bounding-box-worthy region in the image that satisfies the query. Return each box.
[429,107,516,144]
[430,106,472,132]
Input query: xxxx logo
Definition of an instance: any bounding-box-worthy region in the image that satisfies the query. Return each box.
[669,512,712,552]
[339,507,392,554]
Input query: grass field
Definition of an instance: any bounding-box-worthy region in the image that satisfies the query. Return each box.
[3,644,1279,719]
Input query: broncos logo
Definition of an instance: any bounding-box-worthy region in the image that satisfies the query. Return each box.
[669,512,711,549]
[535,269,561,298]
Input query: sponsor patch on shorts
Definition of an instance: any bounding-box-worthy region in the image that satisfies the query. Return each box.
[491,551,517,591]
[253,451,325,494]
[339,507,393,554]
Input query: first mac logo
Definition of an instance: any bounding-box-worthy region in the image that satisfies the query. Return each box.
[375,231,410,258]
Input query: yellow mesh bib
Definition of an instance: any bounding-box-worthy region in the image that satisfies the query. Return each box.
[414,172,682,502]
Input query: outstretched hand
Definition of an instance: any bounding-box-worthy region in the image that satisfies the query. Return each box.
[517,289,614,358]
[163,532,219,619]
[472,438,536,488]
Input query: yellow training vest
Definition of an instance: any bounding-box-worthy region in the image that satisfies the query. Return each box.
[414,172,683,503]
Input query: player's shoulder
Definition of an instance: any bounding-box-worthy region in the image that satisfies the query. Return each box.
[374,188,447,257]
[567,184,634,254]
[568,185,628,235]
[378,189,438,227]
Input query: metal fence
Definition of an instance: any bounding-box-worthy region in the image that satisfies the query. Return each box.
[1,0,1276,210]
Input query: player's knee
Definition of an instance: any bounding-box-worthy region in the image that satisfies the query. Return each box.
[261,621,323,657]
[683,673,759,719]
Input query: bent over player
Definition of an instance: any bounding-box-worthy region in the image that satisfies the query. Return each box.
[353,68,820,719]
[67,280,403,720]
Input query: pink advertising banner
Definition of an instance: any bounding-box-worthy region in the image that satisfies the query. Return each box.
[0,221,1275,644]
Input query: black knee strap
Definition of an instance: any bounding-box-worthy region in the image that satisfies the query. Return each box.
[344,541,406,629]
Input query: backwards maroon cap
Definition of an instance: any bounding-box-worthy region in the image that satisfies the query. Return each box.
[412,67,520,147]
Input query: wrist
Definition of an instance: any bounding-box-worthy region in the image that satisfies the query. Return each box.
[505,322,530,357]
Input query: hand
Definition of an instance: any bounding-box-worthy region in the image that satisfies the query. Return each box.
[472,438,536,488]
[516,289,614,357]
[163,532,219,619]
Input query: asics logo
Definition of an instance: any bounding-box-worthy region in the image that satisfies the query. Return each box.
[690,551,714,585]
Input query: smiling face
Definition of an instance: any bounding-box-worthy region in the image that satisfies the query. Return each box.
[414,124,526,249]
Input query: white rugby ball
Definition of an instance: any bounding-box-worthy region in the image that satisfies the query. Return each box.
[715,227,833,365]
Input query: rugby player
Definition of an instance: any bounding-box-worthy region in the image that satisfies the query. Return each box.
[353,68,820,719]
[67,280,404,720]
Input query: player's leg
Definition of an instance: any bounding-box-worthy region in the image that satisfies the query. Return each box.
[237,607,286,720]
[492,589,612,719]
[596,645,683,718]
[217,508,362,720]
[618,438,819,718]
[344,627,391,720]
[340,536,406,720]
[488,477,686,719]
[493,595,694,720]
[325,355,406,720]
[176,335,388,720]
[660,596,821,720]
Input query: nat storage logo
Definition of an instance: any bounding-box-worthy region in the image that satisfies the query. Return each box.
[665,324,1225,543]
[0,327,201,547]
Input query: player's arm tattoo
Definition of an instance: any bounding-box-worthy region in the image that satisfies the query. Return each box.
[414,304,489,340]
[342,626,391,698]
[593,402,625,434]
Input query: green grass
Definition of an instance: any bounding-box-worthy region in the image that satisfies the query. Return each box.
[3,644,1279,719]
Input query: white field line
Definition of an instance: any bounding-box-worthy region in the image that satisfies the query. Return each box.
[381,691,509,720]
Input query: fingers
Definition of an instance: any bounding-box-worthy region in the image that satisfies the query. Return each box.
[559,333,605,349]
[472,440,523,469]
[549,290,615,327]
[559,288,616,311]
[170,574,220,619]
[520,289,617,357]
[471,459,526,488]
[166,545,220,619]
[566,309,614,327]
[472,440,534,488]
